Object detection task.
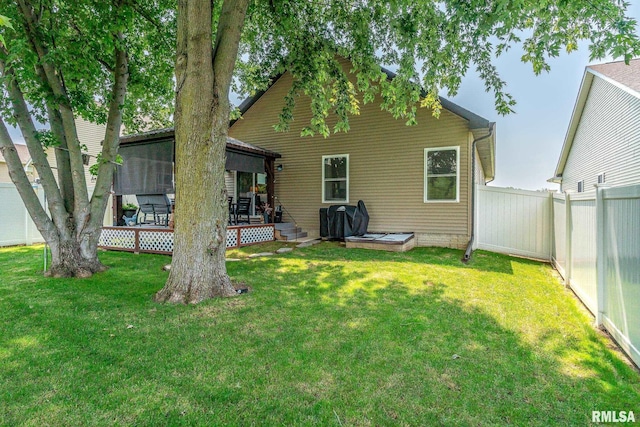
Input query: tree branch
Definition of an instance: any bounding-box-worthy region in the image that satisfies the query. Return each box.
[88,31,129,233]
[17,0,90,224]
[0,116,57,241]
[127,0,173,51]
[212,0,250,105]
[0,56,70,232]
[69,21,115,72]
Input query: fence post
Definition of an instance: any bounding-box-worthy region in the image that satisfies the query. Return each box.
[595,185,607,327]
[24,202,32,246]
[564,192,572,286]
[547,192,553,261]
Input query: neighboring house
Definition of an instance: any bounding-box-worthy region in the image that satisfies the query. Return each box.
[45,117,107,187]
[43,117,112,225]
[228,60,496,249]
[550,58,640,192]
[0,143,35,183]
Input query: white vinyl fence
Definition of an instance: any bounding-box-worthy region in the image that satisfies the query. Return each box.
[476,183,639,367]
[551,186,640,368]
[475,186,553,260]
[0,183,45,247]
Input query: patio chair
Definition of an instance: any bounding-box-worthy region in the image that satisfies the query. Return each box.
[236,197,252,224]
[136,194,171,226]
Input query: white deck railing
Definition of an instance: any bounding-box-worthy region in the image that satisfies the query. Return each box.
[98,224,275,255]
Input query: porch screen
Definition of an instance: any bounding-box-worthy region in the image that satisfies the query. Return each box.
[226,150,265,173]
[114,140,174,195]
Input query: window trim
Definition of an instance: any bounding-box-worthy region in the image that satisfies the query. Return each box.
[322,154,349,204]
[577,180,584,193]
[424,146,460,203]
[597,173,606,184]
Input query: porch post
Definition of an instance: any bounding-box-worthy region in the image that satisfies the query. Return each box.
[113,194,123,226]
[266,157,275,223]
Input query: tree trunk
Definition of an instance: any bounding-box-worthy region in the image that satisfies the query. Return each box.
[47,237,106,278]
[0,3,130,278]
[155,0,248,303]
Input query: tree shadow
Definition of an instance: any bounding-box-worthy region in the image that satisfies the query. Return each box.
[1,246,638,426]
[268,241,517,275]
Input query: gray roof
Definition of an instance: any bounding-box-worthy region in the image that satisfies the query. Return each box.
[120,127,281,158]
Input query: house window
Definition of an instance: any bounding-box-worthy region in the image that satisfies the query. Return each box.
[322,154,349,203]
[597,173,605,184]
[424,146,460,202]
[577,180,584,193]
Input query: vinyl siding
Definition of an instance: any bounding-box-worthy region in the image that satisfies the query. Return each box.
[45,118,106,186]
[76,117,106,186]
[562,76,640,192]
[230,71,473,244]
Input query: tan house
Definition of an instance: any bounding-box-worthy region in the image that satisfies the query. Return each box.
[228,64,496,249]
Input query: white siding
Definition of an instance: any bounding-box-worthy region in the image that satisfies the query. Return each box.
[76,117,107,185]
[562,77,640,192]
[45,118,106,186]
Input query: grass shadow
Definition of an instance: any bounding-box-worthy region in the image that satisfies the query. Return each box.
[0,245,638,426]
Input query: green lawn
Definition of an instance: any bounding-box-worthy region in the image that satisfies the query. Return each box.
[0,243,638,426]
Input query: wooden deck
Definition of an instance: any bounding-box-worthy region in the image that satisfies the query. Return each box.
[99,223,275,255]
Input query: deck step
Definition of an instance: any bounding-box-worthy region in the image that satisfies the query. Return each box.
[280,231,308,240]
[274,222,309,241]
[274,222,297,231]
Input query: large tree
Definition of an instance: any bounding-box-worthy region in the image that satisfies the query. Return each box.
[0,0,174,277]
[155,0,640,303]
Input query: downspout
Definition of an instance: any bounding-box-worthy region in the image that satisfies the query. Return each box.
[462,123,494,263]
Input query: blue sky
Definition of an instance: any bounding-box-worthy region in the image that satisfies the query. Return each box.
[449,1,640,190]
[7,2,639,192]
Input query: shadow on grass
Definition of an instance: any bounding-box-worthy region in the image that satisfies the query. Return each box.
[266,241,518,275]
[0,245,638,426]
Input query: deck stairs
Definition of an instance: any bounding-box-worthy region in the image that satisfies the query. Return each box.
[274,222,308,241]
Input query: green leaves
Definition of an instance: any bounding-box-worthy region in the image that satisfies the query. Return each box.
[88,153,122,177]
[34,129,59,149]
[0,1,175,130]
[238,0,640,127]
[0,13,13,47]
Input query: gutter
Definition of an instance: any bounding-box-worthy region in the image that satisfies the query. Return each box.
[462,123,495,263]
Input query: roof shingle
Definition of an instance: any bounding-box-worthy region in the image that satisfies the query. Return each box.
[588,58,640,93]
